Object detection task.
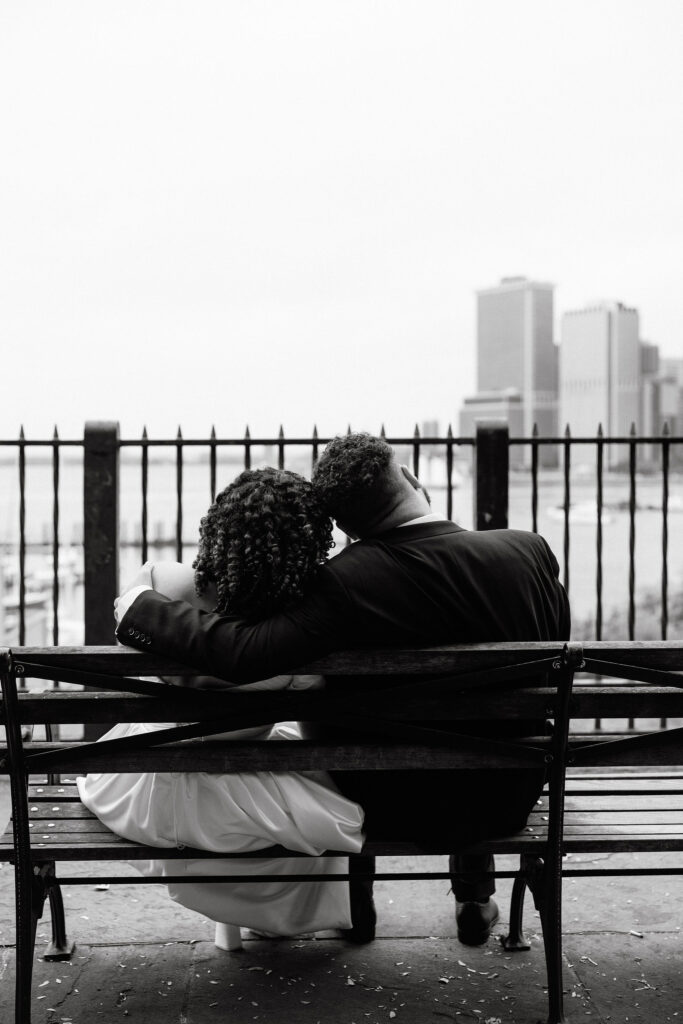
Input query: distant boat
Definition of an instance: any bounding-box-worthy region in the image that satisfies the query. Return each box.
[547,502,615,525]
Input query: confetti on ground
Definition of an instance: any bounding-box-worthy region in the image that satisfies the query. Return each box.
[630,930,644,938]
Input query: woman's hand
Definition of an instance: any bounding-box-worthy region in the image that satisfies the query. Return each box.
[114,562,154,625]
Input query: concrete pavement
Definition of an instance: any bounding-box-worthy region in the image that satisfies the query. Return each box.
[2,779,683,1023]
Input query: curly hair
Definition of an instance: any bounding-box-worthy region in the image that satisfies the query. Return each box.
[193,468,333,619]
[311,432,398,533]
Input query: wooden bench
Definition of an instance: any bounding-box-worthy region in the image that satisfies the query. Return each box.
[2,641,683,1024]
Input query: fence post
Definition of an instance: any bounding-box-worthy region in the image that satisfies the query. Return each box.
[84,421,120,644]
[474,422,509,530]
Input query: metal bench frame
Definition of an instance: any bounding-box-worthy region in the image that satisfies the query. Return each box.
[3,641,683,1024]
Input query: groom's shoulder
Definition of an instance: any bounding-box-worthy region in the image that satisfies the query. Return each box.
[466,527,557,557]
[466,528,561,575]
[320,522,460,582]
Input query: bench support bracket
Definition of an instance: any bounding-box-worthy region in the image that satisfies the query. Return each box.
[501,854,543,952]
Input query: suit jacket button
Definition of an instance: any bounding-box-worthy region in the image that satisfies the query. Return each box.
[134,630,140,639]
[128,627,134,636]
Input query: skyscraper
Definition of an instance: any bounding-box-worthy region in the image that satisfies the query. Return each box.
[559,301,641,446]
[476,276,558,440]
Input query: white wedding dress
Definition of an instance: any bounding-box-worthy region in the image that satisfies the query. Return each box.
[77,562,365,939]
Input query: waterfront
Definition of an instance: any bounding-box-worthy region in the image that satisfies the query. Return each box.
[1,453,682,645]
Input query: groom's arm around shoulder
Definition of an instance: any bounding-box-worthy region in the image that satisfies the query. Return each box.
[116,562,355,684]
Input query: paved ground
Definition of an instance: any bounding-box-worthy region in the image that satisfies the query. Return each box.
[2,778,683,1023]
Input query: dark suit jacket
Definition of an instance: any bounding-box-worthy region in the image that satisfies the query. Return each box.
[118,522,570,844]
[119,522,569,679]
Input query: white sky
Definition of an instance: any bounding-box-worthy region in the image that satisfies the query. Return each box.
[1,0,682,440]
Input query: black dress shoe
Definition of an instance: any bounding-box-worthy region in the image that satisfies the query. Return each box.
[455,898,500,945]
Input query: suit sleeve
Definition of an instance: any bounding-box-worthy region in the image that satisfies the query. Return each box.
[116,567,354,684]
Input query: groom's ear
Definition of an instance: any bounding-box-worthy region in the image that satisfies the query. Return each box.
[400,464,432,506]
[400,464,421,490]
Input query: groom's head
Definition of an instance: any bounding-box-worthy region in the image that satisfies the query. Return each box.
[312,432,431,538]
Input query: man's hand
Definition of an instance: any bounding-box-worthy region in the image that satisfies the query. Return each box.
[114,562,154,626]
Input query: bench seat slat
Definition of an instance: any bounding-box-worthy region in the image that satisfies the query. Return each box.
[551,812,683,825]
[42,812,683,833]
[22,819,136,834]
[0,836,550,861]
[15,805,683,832]
[561,824,683,835]
[7,835,683,859]
[27,784,79,799]
[13,804,682,835]
[563,781,683,794]
[25,803,99,819]
[539,795,683,810]
[1,831,131,846]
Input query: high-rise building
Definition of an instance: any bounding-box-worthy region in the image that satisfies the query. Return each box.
[476,276,558,440]
[660,357,683,436]
[559,301,641,466]
[459,389,524,445]
[458,276,558,467]
[560,300,641,435]
[640,342,661,464]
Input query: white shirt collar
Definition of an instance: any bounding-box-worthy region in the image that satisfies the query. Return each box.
[397,512,448,528]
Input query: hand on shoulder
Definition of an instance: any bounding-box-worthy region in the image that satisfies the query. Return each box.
[114,562,154,625]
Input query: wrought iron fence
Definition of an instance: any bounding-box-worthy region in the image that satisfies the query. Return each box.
[0,428,82,649]
[121,424,471,565]
[2,421,683,711]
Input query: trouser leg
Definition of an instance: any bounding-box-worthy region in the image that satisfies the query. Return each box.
[449,853,496,902]
[349,853,376,895]
[343,853,377,943]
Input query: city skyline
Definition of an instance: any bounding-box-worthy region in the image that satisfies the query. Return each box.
[1,2,681,438]
[462,278,683,453]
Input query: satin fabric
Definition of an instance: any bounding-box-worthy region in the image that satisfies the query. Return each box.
[77,685,365,935]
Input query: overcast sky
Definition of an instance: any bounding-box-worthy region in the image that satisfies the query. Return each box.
[1,1,681,440]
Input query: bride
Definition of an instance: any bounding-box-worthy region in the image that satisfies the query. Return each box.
[78,468,365,942]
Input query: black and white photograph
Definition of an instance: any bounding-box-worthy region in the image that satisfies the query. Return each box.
[1,2,682,1022]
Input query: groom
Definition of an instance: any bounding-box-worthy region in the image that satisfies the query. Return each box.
[115,432,570,944]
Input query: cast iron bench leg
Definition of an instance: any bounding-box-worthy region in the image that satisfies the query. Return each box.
[501,855,532,951]
[524,855,565,1024]
[14,859,51,1023]
[44,866,75,961]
